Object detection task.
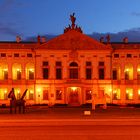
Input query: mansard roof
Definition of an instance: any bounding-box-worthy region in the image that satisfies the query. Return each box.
[39,30,112,50]
[111,42,140,50]
[0,41,36,49]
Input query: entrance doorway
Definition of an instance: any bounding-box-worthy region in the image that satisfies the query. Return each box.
[68,87,80,106]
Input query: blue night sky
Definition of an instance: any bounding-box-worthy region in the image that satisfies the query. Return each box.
[1,0,140,41]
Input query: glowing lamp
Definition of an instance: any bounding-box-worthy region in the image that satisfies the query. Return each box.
[3,69,8,71]
[71,87,77,91]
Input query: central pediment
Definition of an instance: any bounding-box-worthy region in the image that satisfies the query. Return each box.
[40,30,111,50]
[39,13,111,50]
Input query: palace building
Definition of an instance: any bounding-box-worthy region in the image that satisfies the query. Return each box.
[0,14,140,106]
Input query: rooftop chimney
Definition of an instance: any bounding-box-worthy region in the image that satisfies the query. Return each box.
[16,36,21,43]
[37,35,41,44]
[41,36,47,43]
[99,36,104,43]
[123,37,128,43]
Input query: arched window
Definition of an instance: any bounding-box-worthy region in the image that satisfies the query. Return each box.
[112,63,120,80]
[0,63,8,80]
[124,64,133,80]
[12,63,21,80]
[137,64,140,80]
[26,63,34,80]
[69,62,78,79]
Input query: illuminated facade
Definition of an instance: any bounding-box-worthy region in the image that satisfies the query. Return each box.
[0,14,140,106]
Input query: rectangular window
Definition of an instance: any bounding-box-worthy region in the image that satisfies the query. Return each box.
[70,69,78,79]
[4,71,8,80]
[27,53,32,57]
[56,61,61,66]
[127,54,132,58]
[125,71,129,80]
[17,93,21,100]
[86,68,92,79]
[86,61,92,66]
[29,92,34,100]
[126,88,133,100]
[1,53,6,57]
[137,71,140,80]
[113,89,120,100]
[17,71,21,80]
[14,53,19,57]
[29,71,34,79]
[138,90,140,100]
[43,61,48,66]
[114,54,119,58]
[56,90,62,100]
[112,70,117,80]
[4,93,8,100]
[43,68,49,79]
[43,90,49,100]
[99,62,104,66]
[56,68,62,79]
[86,90,92,100]
[99,68,104,79]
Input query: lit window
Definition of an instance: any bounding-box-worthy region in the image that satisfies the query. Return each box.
[137,68,140,80]
[56,90,62,100]
[126,88,133,100]
[85,90,92,100]
[29,90,34,100]
[113,89,120,100]
[43,90,49,100]
[29,69,34,79]
[17,70,21,80]
[138,90,140,100]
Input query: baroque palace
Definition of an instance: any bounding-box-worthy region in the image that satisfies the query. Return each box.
[0,14,140,106]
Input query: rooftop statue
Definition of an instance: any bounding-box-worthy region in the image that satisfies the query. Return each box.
[70,13,76,29]
[70,13,76,25]
[64,13,83,33]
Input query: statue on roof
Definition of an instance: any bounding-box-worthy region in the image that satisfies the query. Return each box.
[70,13,76,29]
[64,13,83,33]
[70,13,76,25]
